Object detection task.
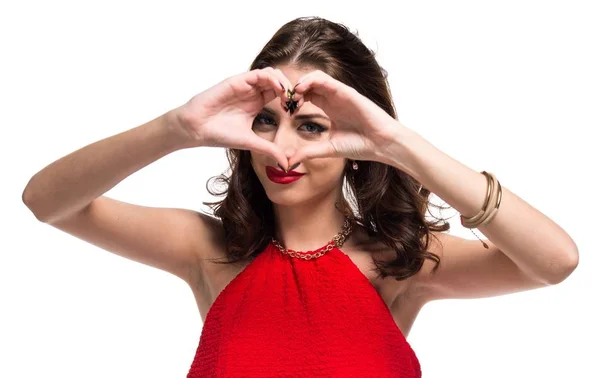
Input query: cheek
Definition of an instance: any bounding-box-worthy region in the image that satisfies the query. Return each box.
[249,151,263,168]
[309,157,334,171]
[306,158,346,182]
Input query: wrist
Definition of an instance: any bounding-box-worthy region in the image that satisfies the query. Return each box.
[161,107,200,150]
[376,122,418,164]
[378,124,428,181]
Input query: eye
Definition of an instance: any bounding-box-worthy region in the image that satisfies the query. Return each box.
[253,113,327,135]
[253,113,276,127]
[299,123,327,134]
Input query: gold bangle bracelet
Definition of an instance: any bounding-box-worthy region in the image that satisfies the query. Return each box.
[469,172,498,227]
[479,174,502,226]
[462,172,502,228]
[460,171,493,228]
[459,171,503,249]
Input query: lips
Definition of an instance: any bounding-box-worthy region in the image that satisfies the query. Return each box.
[265,166,305,184]
[265,166,305,177]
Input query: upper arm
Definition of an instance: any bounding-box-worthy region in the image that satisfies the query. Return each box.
[47,195,223,286]
[410,231,549,302]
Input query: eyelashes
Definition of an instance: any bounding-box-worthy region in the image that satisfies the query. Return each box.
[253,113,327,135]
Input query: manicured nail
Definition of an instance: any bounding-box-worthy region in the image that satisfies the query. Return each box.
[285,100,298,115]
[286,89,295,100]
[288,162,300,171]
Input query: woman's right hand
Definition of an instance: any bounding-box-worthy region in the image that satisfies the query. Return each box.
[171,67,295,171]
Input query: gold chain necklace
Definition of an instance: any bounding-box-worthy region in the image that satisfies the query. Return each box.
[271,216,354,260]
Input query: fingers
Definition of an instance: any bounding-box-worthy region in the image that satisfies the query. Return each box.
[246,67,293,110]
[293,70,344,97]
[266,67,295,111]
[247,134,289,172]
[244,68,284,105]
[287,141,337,169]
[289,70,348,112]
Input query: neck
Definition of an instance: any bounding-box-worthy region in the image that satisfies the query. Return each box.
[272,188,349,251]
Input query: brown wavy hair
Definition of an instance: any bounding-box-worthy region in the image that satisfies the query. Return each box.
[202,16,450,281]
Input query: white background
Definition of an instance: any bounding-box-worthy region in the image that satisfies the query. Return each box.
[2,1,598,377]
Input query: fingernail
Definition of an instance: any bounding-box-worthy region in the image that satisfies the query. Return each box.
[288,162,300,171]
[286,89,294,100]
[285,100,298,115]
[279,82,285,93]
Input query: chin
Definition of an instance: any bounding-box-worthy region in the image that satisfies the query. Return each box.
[265,191,308,207]
[261,181,308,206]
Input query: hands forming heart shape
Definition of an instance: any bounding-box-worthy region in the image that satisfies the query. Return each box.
[172,67,411,172]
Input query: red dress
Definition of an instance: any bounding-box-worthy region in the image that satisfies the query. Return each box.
[187,241,422,377]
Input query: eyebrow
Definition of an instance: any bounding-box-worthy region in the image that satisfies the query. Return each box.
[262,107,330,121]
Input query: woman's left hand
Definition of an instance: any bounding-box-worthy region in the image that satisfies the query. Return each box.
[286,69,411,169]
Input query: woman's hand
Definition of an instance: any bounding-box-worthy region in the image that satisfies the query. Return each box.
[287,69,411,169]
[171,67,294,171]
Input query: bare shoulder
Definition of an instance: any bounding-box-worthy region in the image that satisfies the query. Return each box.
[347,226,416,304]
[186,216,253,320]
[185,212,230,286]
[350,228,432,335]
[400,230,446,300]
[187,211,227,259]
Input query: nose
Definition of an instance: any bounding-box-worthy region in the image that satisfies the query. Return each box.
[272,122,297,162]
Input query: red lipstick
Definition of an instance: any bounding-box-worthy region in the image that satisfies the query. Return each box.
[266,166,305,184]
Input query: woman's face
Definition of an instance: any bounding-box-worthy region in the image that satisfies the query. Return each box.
[250,65,346,207]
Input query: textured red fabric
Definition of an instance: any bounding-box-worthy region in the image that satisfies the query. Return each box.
[187,241,421,377]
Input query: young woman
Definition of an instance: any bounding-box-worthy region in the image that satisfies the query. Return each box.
[22,17,579,377]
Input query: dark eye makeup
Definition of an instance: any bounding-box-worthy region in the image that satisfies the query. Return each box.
[253,113,327,135]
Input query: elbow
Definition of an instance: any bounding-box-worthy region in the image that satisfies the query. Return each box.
[544,248,579,285]
[22,181,33,206]
[22,188,37,216]
[22,187,47,223]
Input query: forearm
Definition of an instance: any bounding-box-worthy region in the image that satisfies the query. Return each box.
[22,110,188,223]
[382,126,579,284]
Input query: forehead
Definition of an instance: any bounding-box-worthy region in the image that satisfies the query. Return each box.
[274,64,314,85]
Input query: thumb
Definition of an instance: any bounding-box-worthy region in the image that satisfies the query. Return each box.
[287,141,337,169]
[246,135,289,171]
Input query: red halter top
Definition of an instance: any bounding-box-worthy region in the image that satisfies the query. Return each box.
[186,241,421,377]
